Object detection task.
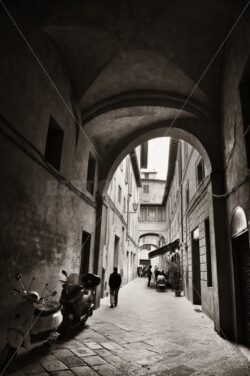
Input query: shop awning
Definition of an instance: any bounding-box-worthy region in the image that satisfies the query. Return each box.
[148,239,179,259]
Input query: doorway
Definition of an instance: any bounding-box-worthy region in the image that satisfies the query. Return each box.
[232,231,250,345]
[80,231,91,276]
[101,267,105,298]
[192,228,201,305]
[114,235,120,268]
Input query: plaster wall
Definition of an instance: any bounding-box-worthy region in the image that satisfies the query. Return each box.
[222,20,250,240]
[102,155,139,298]
[140,179,166,204]
[221,19,250,340]
[0,34,98,315]
[163,141,216,320]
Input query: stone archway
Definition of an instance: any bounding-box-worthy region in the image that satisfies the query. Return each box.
[93,119,233,340]
[231,207,250,344]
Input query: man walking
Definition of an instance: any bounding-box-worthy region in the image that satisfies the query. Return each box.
[109,267,122,308]
[147,265,152,287]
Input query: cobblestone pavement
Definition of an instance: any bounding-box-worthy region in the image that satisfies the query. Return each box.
[4,278,250,376]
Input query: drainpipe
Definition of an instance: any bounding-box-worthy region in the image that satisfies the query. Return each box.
[179,143,184,291]
[180,145,184,244]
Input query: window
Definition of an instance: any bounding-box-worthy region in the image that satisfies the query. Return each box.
[184,142,189,164]
[239,79,250,168]
[186,181,190,207]
[45,116,64,171]
[205,218,213,287]
[139,207,147,221]
[118,185,122,203]
[196,158,204,186]
[178,147,182,184]
[86,153,96,195]
[125,158,129,184]
[176,189,179,202]
[123,197,126,213]
[80,231,91,275]
[143,184,149,194]
[158,207,166,221]
[144,173,149,179]
[148,207,156,221]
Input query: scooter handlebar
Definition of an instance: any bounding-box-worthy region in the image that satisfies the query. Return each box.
[12,288,20,294]
[11,289,29,297]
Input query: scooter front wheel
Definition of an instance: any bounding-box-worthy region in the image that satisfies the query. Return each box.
[0,344,17,373]
[59,317,72,339]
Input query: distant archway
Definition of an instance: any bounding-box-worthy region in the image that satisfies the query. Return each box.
[139,233,161,240]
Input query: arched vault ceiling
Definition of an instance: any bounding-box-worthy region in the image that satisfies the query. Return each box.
[84,106,195,155]
[40,0,241,109]
[43,28,208,107]
[78,49,209,110]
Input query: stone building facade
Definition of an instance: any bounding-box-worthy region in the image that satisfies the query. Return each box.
[101,150,141,298]
[138,171,168,268]
[158,139,215,319]
[0,35,100,314]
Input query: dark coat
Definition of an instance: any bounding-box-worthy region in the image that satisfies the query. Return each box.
[109,272,122,289]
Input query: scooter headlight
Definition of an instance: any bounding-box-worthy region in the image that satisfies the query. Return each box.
[29,291,40,303]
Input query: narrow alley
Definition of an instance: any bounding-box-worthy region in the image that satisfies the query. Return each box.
[5,279,250,376]
[0,2,250,375]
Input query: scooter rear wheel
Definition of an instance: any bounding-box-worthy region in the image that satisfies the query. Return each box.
[0,344,17,373]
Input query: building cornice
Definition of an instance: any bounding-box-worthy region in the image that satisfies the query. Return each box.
[141,178,166,183]
[129,150,141,188]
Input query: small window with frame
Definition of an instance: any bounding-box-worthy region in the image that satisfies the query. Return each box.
[196,158,204,187]
[45,116,64,171]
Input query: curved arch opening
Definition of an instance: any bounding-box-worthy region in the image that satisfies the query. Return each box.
[102,128,212,197]
[101,126,217,320]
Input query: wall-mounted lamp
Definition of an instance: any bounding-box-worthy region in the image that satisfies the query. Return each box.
[123,202,139,213]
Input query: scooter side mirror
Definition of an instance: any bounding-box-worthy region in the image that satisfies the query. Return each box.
[62,270,68,277]
[15,273,22,281]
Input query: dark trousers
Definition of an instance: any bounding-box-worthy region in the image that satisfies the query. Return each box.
[110,288,119,306]
[148,276,151,286]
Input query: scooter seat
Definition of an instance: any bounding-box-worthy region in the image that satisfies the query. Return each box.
[34,302,61,316]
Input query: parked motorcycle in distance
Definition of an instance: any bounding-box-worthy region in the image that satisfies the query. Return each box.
[59,270,100,338]
[0,273,62,372]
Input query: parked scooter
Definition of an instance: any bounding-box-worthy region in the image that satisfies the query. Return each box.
[0,273,63,372]
[59,270,100,337]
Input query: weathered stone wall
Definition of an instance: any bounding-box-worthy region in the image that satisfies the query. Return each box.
[221,18,250,340]
[222,19,250,235]
[163,141,216,320]
[0,33,98,313]
[100,154,140,298]
[183,186,215,319]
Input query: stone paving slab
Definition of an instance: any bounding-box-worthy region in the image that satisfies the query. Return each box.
[85,342,103,350]
[102,354,127,368]
[21,362,45,374]
[51,349,74,358]
[93,363,121,375]
[70,366,99,376]
[4,279,250,376]
[94,349,112,357]
[50,371,74,376]
[82,355,107,366]
[39,359,68,373]
[57,356,86,367]
[70,347,96,357]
